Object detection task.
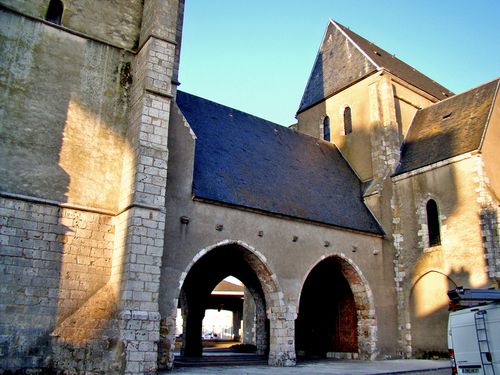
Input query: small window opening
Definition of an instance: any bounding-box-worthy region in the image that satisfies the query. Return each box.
[46,0,64,25]
[442,112,452,119]
[426,199,441,247]
[343,106,352,135]
[323,116,330,142]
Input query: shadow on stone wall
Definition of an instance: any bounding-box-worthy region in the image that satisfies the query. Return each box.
[0,10,132,373]
[409,269,462,357]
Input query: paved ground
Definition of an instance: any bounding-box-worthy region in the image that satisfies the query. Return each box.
[165,359,452,374]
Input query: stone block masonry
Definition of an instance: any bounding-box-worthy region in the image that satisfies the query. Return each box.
[0,0,182,372]
[475,156,500,283]
[0,196,167,373]
[113,28,174,375]
[268,306,297,366]
[0,195,114,371]
[110,206,166,374]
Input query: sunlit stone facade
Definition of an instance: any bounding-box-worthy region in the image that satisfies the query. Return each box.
[0,2,498,374]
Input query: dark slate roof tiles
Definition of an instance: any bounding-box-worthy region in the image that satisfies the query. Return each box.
[298,21,377,113]
[335,21,454,101]
[298,20,453,113]
[395,79,499,175]
[176,90,383,234]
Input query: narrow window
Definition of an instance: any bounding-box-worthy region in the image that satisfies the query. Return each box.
[426,199,441,246]
[343,106,352,135]
[46,0,64,25]
[323,116,330,141]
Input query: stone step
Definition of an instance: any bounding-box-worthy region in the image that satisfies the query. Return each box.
[174,354,268,367]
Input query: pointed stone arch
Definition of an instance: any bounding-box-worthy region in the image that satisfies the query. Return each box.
[409,270,457,357]
[296,253,377,360]
[159,240,295,369]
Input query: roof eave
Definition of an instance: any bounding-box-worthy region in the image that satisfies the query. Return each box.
[192,195,384,237]
[382,70,447,103]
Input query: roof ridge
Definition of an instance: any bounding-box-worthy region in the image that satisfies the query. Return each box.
[331,20,453,100]
[177,90,342,150]
[330,19,381,70]
[177,90,280,126]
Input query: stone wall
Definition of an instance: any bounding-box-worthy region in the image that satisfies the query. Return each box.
[368,75,401,183]
[296,71,433,184]
[480,206,500,283]
[0,196,114,371]
[0,0,184,372]
[108,1,181,373]
[475,156,500,284]
[158,103,398,367]
[391,155,492,357]
[0,9,132,211]
[1,0,143,49]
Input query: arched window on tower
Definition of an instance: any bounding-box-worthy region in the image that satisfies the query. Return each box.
[426,199,441,247]
[46,0,64,25]
[323,116,330,141]
[343,106,352,135]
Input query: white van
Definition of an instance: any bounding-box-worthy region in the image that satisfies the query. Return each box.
[448,300,500,374]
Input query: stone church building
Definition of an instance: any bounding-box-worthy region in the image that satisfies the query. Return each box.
[0,0,498,374]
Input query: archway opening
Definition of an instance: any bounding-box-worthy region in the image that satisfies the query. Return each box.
[295,256,376,360]
[177,244,271,358]
[175,276,260,350]
[296,257,357,358]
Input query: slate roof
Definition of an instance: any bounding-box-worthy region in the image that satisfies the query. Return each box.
[395,79,499,175]
[298,20,453,113]
[176,91,383,235]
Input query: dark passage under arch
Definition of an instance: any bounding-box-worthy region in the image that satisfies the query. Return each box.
[178,244,270,358]
[296,257,358,358]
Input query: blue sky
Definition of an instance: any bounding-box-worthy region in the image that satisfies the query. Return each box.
[178,1,500,126]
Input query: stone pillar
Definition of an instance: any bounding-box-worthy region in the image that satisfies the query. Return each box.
[111,1,184,373]
[182,306,204,357]
[254,294,268,355]
[112,208,166,374]
[391,187,411,357]
[157,311,177,369]
[232,308,242,341]
[243,288,256,344]
[369,74,401,182]
[111,34,175,373]
[268,305,296,366]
